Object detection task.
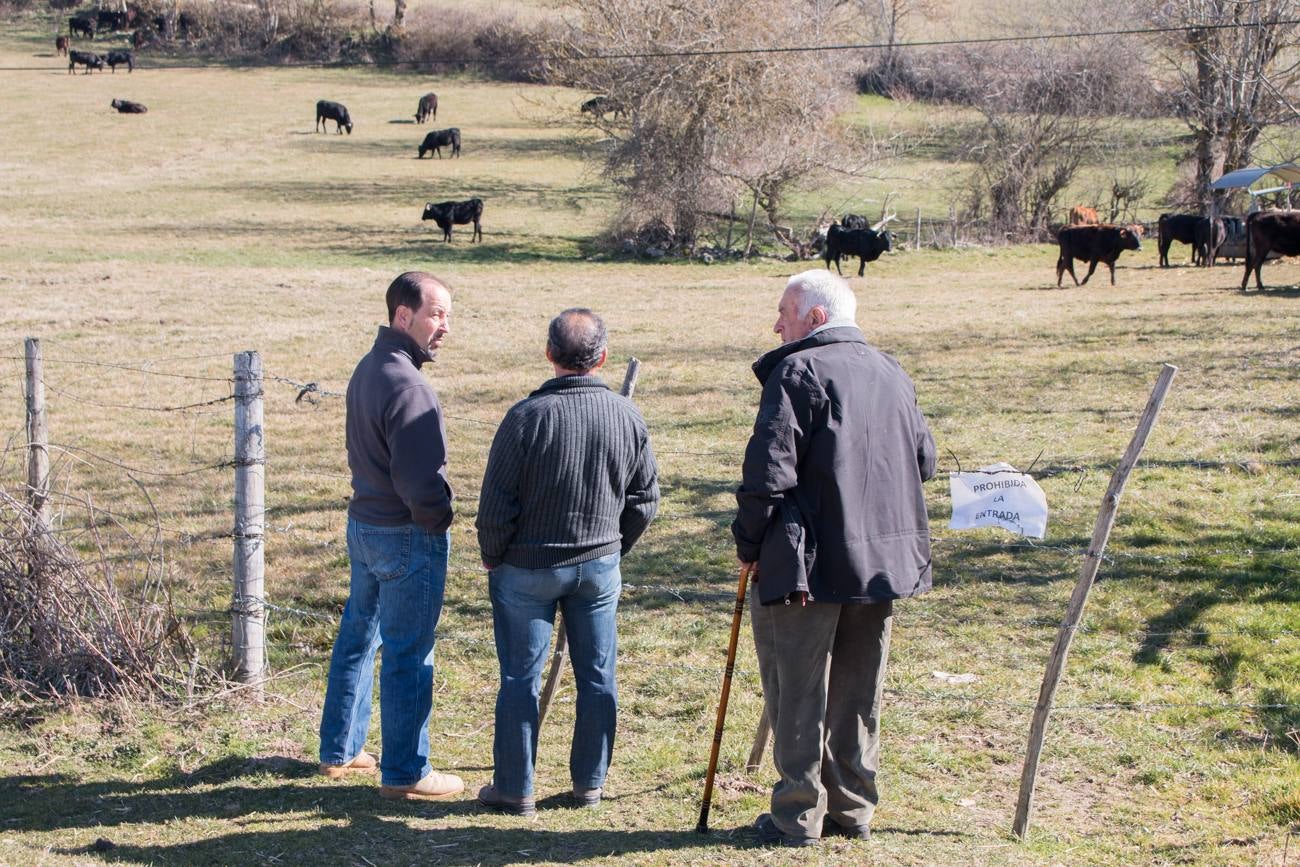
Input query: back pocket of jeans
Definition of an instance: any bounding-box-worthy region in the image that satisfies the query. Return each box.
[357,526,412,582]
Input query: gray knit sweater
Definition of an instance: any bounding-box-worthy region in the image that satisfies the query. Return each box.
[476,374,659,569]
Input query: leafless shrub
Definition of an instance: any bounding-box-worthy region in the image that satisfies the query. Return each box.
[396,6,554,82]
[0,484,195,707]
[550,0,871,255]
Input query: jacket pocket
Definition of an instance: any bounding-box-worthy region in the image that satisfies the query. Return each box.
[757,497,812,602]
[357,525,413,582]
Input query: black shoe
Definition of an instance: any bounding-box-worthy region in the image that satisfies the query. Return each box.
[571,787,602,807]
[754,813,818,848]
[477,784,536,817]
[823,818,871,840]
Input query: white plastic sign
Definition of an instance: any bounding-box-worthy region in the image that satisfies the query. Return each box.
[948,462,1048,539]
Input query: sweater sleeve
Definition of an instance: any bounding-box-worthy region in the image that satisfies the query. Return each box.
[476,410,525,568]
[732,364,813,562]
[619,423,660,554]
[386,383,453,533]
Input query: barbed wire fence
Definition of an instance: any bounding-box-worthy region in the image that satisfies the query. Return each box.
[3,340,1298,838]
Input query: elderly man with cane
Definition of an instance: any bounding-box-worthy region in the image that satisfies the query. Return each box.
[732,268,936,846]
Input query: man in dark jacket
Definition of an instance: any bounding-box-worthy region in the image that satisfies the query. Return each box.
[733,269,935,846]
[318,272,464,801]
[475,308,659,816]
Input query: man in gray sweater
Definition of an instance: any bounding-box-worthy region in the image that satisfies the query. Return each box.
[475,308,659,816]
[319,271,464,801]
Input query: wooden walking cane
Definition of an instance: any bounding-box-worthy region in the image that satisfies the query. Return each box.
[537,358,642,728]
[696,562,755,833]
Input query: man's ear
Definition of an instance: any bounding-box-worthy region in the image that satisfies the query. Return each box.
[592,347,608,370]
[545,345,556,365]
[808,305,829,328]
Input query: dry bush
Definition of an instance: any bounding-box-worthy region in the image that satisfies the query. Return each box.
[551,0,860,254]
[397,6,554,82]
[0,486,194,707]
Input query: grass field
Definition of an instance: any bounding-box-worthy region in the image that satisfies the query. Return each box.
[1,10,1299,866]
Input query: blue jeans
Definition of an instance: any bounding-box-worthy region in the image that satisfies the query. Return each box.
[319,518,449,786]
[488,552,621,798]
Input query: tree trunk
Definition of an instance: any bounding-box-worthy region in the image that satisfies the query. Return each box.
[393,0,406,29]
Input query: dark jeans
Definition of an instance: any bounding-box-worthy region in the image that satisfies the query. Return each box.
[488,553,621,798]
[319,519,449,786]
[751,596,893,839]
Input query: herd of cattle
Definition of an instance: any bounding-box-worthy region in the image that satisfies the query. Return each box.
[52,8,1300,281]
[1053,209,1300,290]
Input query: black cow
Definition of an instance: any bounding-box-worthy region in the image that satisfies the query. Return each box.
[580,95,624,119]
[1241,210,1300,290]
[823,223,892,277]
[415,92,437,123]
[69,15,95,38]
[1192,217,1226,267]
[106,49,134,72]
[96,9,129,31]
[418,128,460,159]
[110,98,147,114]
[1157,213,1201,267]
[421,198,483,242]
[315,100,352,134]
[68,50,104,73]
[1055,224,1141,286]
[840,213,868,230]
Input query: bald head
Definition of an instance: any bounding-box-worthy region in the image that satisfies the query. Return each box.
[547,308,607,373]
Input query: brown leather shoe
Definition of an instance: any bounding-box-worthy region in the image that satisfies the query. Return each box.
[319,751,378,779]
[379,771,465,801]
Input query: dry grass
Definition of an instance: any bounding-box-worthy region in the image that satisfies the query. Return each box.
[0,14,1297,867]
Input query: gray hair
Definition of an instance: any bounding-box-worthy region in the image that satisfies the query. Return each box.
[548,308,607,372]
[786,269,856,325]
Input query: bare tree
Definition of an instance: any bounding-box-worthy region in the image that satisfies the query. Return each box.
[1150,0,1300,210]
[550,0,863,253]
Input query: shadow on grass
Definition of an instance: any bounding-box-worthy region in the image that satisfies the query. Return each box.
[6,760,751,865]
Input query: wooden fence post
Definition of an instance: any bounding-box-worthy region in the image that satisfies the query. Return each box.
[24,338,51,532]
[745,710,771,772]
[1012,363,1177,840]
[231,350,267,690]
[537,358,642,728]
[914,208,922,251]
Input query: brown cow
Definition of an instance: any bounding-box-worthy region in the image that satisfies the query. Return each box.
[55,35,69,55]
[1069,206,1099,225]
[1056,224,1142,286]
[1241,210,1300,290]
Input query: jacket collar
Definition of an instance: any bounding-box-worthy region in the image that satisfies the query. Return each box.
[752,325,867,384]
[374,325,432,369]
[530,373,610,397]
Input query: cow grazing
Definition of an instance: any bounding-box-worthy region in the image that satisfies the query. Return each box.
[415,92,437,123]
[823,223,892,277]
[1069,205,1100,225]
[421,198,483,242]
[110,98,147,114]
[418,128,460,159]
[840,213,868,230]
[580,95,625,119]
[69,15,95,38]
[55,35,69,55]
[106,49,133,72]
[1055,224,1141,286]
[1192,217,1226,267]
[68,50,104,73]
[315,100,352,134]
[1241,210,1300,290]
[1157,213,1201,267]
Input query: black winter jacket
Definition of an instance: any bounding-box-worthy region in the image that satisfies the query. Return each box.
[732,326,935,605]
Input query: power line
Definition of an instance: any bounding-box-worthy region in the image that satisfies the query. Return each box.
[4,19,1300,72]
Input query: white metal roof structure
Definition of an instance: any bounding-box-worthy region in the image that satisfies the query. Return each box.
[1210,162,1300,193]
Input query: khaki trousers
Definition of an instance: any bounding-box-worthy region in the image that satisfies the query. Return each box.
[750,595,893,839]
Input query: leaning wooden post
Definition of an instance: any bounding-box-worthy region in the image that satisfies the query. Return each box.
[537,358,641,727]
[24,338,51,532]
[913,208,922,251]
[231,350,267,690]
[1012,363,1177,840]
